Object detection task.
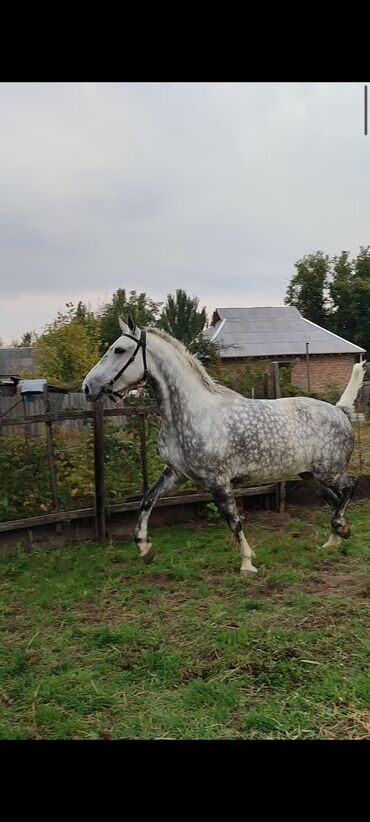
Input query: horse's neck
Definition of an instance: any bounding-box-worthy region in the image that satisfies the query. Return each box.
[146,333,209,419]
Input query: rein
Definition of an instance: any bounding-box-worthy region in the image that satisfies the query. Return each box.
[107,329,149,402]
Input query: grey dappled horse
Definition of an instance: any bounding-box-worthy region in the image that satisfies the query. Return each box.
[82,317,365,574]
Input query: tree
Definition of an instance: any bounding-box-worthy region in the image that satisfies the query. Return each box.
[188,334,220,365]
[328,251,355,339]
[74,301,101,344]
[99,289,162,351]
[285,246,370,353]
[34,303,101,390]
[158,289,207,347]
[285,251,330,326]
[12,331,36,347]
[329,247,370,351]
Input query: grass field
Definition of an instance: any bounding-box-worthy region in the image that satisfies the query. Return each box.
[1,502,369,740]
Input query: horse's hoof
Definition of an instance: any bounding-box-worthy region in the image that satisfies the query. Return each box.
[138,542,155,564]
[322,535,342,549]
[240,565,258,576]
[332,519,351,539]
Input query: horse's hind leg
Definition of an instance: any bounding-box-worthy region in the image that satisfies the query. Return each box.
[212,484,257,575]
[323,474,359,548]
[299,471,357,549]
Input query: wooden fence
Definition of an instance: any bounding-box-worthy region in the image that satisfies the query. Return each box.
[0,364,298,543]
[1,363,367,550]
[0,396,282,544]
[0,408,283,542]
[0,391,126,436]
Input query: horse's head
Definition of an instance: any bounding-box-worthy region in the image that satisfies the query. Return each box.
[82,315,148,401]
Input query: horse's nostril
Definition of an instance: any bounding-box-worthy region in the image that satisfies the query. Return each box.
[84,384,89,395]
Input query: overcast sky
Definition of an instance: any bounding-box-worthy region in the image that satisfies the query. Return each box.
[0,82,369,343]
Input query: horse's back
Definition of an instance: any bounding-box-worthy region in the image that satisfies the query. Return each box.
[220,393,354,484]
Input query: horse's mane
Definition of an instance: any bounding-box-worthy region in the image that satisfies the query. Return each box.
[147,327,235,397]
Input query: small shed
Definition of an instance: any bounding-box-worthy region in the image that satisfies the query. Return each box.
[0,375,19,397]
[0,378,69,436]
[17,379,68,401]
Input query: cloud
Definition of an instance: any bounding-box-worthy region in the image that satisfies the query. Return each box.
[0,82,369,342]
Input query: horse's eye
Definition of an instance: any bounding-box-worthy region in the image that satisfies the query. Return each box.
[114,347,125,354]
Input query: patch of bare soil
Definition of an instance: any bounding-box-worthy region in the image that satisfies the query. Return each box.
[75,599,102,624]
[298,570,369,597]
[248,511,292,530]
[250,555,369,604]
[206,574,227,586]
[139,572,176,589]
[3,618,22,632]
[179,649,225,683]
[73,598,134,628]
[245,580,287,598]
[3,602,29,633]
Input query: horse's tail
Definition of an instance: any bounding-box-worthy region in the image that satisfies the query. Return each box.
[336,362,366,416]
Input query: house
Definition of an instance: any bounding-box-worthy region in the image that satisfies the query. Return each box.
[203,306,366,395]
[0,346,37,377]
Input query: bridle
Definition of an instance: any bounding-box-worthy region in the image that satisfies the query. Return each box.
[106,328,149,402]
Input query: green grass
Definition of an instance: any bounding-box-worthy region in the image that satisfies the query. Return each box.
[0,502,369,739]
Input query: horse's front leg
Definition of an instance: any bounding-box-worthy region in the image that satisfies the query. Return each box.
[135,466,181,564]
[212,484,257,575]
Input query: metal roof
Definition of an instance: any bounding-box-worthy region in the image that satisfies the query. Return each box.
[17,379,68,394]
[19,379,47,393]
[204,306,366,358]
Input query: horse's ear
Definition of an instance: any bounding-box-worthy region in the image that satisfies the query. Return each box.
[118,317,129,335]
[127,313,137,334]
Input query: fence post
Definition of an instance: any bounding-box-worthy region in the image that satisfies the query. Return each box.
[355,402,363,475]
[270,362,286,514]
[138,412,149,494]
[43,384,62,535]
[305,342,311,392]
[93,399,106,541]
[270,362,281,400]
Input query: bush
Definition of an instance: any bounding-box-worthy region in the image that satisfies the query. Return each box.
[210,362,270,398]
[0,416,166,522]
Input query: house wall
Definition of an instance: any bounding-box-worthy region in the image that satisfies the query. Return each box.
[214,354,357,396]
[0,347,37,376]
[291,354,355,394]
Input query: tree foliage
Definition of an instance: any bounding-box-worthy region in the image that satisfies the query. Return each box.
[188,334,220,365]
[285,246,370,353]
[158,289,219,363]
[158,289,207,347]
[329,247,370,349]
[12,331,35,347]
[34,303,101,390]
[99,289,162,351]
[284,251,330,326]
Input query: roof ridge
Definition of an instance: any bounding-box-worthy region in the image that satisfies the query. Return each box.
[216,305,299,311]
[301,317,365,352]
